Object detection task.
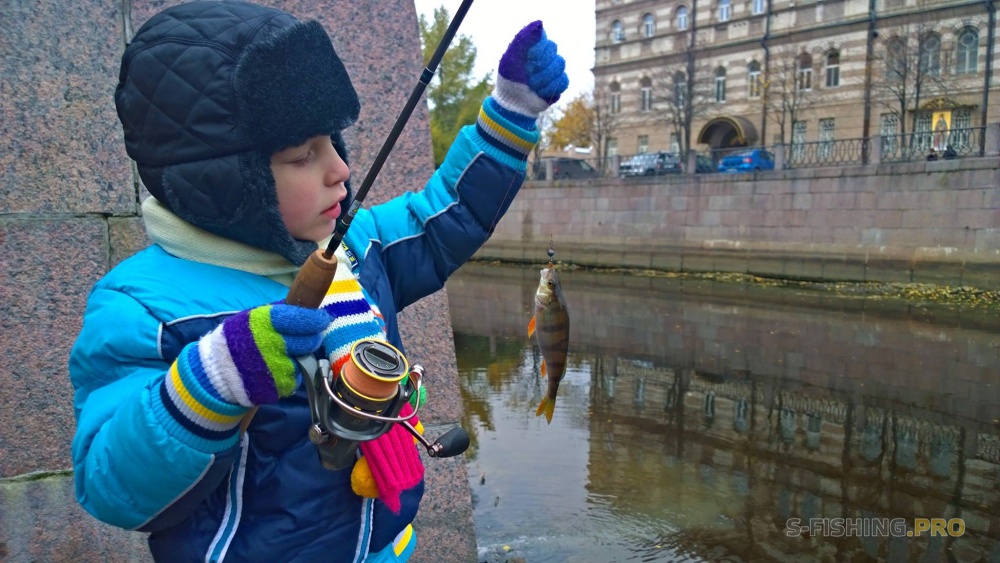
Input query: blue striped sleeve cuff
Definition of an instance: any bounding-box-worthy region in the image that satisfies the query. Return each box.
[475,96,541,166]
[149,343,247,453]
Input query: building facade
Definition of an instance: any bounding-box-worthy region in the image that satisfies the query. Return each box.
[593,0,999,162]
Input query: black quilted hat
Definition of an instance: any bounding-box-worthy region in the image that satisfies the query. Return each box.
[116,0,360,265]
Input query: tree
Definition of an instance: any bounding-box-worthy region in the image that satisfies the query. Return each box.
[650,56,714,156]
[548,94,593,150]
[589,89,624,172]
[765,48,815,151]
[419,7,492,167]
[548,91,623,173]
[871,22,950,141]
[531,107,559,165]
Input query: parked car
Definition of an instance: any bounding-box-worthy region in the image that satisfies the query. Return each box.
[533,157,600,180]
[620,151,682,177]
[717,149,775,172]
[693,154,715,173]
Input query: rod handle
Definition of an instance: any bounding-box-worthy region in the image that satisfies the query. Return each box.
[287,249,338,309]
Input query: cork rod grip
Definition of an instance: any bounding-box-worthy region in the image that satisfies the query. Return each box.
[286,249,338,309]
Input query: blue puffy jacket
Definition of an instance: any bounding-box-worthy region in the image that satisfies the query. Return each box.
[69,121,531,561]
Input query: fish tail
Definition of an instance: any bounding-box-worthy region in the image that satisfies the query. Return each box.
[535,395,555,424]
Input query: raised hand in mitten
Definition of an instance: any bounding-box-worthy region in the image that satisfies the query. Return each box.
[494,21,570,120]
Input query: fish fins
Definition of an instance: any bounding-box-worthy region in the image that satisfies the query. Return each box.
[536,396,555,424]
[540,360,547,377]
[527,316,536,338]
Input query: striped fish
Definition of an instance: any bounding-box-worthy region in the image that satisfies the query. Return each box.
[527,264,570,424]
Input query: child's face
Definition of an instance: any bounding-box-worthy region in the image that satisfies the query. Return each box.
[271,135,350,243]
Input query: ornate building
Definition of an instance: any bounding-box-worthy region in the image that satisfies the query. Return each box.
[593,0,998,161]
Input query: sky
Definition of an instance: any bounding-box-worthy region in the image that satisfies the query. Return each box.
[413,0,596,111]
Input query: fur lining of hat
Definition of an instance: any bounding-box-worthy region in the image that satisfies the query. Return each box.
[235,20,361,155]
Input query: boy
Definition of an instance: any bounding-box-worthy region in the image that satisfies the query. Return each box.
[69,1,568,561]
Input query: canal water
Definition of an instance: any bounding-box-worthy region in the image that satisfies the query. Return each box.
[445,262,1000,563]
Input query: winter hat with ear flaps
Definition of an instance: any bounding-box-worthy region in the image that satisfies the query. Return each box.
[115,1,360,265]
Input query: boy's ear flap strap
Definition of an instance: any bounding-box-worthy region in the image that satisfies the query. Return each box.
[235,20,361,155]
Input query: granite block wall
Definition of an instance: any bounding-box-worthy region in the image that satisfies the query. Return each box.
[0,1,476,561]
[479,159,1000,290]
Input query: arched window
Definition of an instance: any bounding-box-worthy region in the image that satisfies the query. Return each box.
[747,61,761,98]
[609,81,621,114]
[920,32,941,75]
[674,71,688,105]
[643,14,656,38]
[714,67,727,102]
[612,20,625,43]
[718,0,731,22]
[825,50,840,87]
[640,77,653,111]
[677,6,689,30]
[956,27,979,74]
[797,53,813,91]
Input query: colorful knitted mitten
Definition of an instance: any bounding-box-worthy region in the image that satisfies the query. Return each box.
[355,403,425,513]
[493,21,569,120]
[321,273,425,513]
[158,303,330,448]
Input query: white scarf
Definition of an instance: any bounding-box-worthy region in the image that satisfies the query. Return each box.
[142,197,351,287]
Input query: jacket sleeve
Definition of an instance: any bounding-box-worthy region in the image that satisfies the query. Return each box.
[347,96,539,310]
[70,286,243,531]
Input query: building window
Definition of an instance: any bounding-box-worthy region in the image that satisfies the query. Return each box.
[643,14,656,38]
[819,118,835,158]
[638,135,649,154]
[880,114,899,156]
[612,20,625,43]
[752,0,766,15]
[952,109,973,150]
[608,82,621,115]
[748,61,762,98]
[640,77,653,111]
[675,71,687,106]
[606,138,618,165]
[715,67,727,102]
[718,0,731,22]
[915,112,933,152]
[956,28,979,74]
[797,53,813,91]
[792,121,807,160]
[825,51,840,87]
[670,132,680,153]
[920,32,941,76]
[677,6,689,30]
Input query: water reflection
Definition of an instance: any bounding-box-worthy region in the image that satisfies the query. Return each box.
[447,263,1000,562]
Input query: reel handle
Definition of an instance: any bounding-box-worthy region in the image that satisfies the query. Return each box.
[400,422,470,458]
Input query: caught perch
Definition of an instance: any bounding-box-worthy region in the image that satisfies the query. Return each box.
[527,245,570,424]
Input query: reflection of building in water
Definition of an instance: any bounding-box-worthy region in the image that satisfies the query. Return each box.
[588,357,1000,562]
[448,265,1000,559]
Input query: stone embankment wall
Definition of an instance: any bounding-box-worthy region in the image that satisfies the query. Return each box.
[479,158,1000,290]
[0,2,474,562]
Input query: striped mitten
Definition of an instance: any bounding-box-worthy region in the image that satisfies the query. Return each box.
[156,303,330,449]
[493,21,569,118]
[477,21,569,164]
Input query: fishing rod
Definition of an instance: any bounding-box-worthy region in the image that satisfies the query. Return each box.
[280,0,476,470]
[288,0,476,309]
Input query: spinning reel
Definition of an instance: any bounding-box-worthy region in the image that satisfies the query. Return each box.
[300,339,470,470]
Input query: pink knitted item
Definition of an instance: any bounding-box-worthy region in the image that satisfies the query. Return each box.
[359,402,424,513]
